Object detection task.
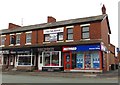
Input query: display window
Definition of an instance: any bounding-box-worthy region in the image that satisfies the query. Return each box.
[76,53,84,69]
[42,51,61,66]
[17,55,35,66]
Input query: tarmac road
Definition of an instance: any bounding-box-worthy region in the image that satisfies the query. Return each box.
[2,73,118,83]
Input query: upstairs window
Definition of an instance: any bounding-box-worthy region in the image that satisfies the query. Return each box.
[43,28,64,42]
[16,34,21,45]
[67,28,73,40]
[10,34,16,45]
[82,26,89,39]
[1,35,5,46]
[26,31,32,44]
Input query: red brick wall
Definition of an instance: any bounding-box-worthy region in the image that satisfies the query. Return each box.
[32,31,37,45]
[73,25,81,41]
[90,22,101,39]
[38,30,43,44]
[5,34,10,47]
[101,18,110,47]
[20,32,25,46]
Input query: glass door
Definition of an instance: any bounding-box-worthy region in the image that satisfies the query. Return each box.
[64,52,72,70]
[84,53,91,69]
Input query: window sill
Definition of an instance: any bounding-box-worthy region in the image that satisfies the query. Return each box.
[43,42,50,44]
[56,41,64,43]
[80,39,90,41]
[15,44,20,46]
[9,44,14,46]
[0,45,5,47]
[66,40,74,42]
[25,43,31,45]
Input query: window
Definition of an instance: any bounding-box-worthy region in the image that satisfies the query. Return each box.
[10,35,16,45]
[1,35,5,46]
[44,34,49,42]
[43,51,60,66]
[57,32,63,41]
[67,28,73,40]
[26,32,32,44]
[18,55,35,66]
[16,34,20,45]
[82,26,89,39]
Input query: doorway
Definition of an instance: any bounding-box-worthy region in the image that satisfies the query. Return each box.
[64,52,72,70]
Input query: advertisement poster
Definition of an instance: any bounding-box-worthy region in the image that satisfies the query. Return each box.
[76,54,83,68]
[93,57,100,68]
[49,34,57,42]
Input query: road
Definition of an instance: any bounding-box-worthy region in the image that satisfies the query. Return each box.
[2,74,118,83]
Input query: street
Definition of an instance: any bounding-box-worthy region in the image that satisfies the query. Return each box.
[2,73,118,83]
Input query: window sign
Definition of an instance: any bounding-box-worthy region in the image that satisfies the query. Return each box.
[49,34,57,42]
[44,28,63,34]
[76,53,84,68]
[92,53,100,68]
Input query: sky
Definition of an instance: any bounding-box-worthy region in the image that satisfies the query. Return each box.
[0,0,119,47]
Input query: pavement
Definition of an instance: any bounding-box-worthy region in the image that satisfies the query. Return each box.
[2,69,119,78]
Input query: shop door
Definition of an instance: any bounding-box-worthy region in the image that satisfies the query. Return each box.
[38,55,43,70]
[84,53,91,69]
[64,52,72,70]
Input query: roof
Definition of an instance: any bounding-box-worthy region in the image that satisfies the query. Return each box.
[0,14,111,34]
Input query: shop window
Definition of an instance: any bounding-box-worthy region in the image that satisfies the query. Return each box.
[1,35,5,46]
[26,33,32,44]
[67,28,73,40]
[84,53,91,68]
[82,26,89,39]
[43,51,60,66]
[16,34,20,45]
[76,53,84,69]
[18,55,35,66]
[91,52,100,68]
[10,35,16,45]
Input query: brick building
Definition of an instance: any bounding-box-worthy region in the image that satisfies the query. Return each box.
[0,5,117,72]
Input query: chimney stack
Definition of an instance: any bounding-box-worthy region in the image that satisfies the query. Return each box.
[102,4,106,14]
[8,23,21,29]
[47,16,56,23]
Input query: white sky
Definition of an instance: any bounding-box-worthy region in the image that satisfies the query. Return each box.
[0,0,119,47]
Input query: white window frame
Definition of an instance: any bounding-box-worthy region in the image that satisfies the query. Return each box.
[42,51,62,67]
[0,35,6,47]
[9,34,15,46]
[16,33,21,46]
[17,54,36,66]
[25,31,32,45]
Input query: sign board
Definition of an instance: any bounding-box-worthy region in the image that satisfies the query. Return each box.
[44,28,63,34]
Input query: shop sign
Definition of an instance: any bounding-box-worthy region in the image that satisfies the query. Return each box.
[38,47,55,51]
[63,47,77,52]
[0,50,9,54]
[44,28,63,34]
[63,44,101,52]
[17,51,30,54]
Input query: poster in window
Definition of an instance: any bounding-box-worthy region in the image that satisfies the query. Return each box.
[93,57,100,68]
[76,54,83,68]
[49,34,57,42]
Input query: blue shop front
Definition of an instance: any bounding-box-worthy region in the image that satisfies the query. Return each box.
[62,44,106,72]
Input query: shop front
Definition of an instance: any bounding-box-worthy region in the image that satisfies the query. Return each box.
[38,47,63,71]
[63,44,104,72]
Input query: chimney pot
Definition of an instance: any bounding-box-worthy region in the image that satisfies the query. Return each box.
[102,4,106,14]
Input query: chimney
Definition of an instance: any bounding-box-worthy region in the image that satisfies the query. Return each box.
[8,23,21,29]
[102,4,106,14]
[47,16,56,23]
